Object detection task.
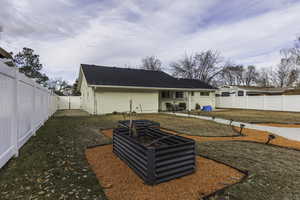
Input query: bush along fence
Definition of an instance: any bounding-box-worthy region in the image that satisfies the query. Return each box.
[0,61,58,169]
[216,95,300,112]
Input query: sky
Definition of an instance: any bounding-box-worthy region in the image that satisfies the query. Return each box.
[1,0,300,84]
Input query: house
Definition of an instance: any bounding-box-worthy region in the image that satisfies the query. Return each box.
[217,85,290,97]
[0,47,14,67]
[77,64,217,115]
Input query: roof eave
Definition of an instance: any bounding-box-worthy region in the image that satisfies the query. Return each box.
[88,84,217,91]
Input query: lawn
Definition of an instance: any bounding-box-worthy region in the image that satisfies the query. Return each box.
[192,109,300,123]
[1,112,300,199]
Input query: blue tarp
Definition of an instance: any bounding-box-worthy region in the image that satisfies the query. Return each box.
[202,105,212,112]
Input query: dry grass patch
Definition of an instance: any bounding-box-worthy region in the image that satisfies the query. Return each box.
[192,109,300,123]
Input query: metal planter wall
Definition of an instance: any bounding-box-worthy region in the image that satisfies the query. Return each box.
[113,121,196,185]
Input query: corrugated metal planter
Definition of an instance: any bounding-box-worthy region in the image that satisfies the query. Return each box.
[113,120,196,185]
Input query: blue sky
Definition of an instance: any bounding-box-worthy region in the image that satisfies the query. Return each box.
[1,0,300,83]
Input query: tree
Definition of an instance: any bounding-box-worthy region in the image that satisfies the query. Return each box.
[219,64,243,85]
[256,68,273,87]
[219,64,258,86]
[14,47,49,86]
[244,65,259,86]
[71,79,81,96]
[48,78,71,96]
[171,50,223,84]
[141,56,162,71]
[272,50,299,87]
[170,54,195,79]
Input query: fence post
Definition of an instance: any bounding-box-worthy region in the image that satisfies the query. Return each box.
[263,95,266,110]
[32,83,36,136]
[12,68,19,157]
[281,95,285,111]
[246,95,249,109]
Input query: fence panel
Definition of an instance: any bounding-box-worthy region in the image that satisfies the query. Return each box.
[0,65,15,168]
[264,96,283,111]
[0,61,58,169]
[216,95,300,112]
[58,96,81,110]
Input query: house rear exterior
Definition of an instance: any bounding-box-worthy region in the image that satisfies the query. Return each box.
[78,64,217,115]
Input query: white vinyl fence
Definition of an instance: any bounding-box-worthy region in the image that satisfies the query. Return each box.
[0,61,58,169]
[216,95,300,112]
[58,96,81,110]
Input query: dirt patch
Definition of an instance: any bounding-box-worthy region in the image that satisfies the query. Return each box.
[53,109,90,117]
[85,145,244,200]
[258,123,300,128]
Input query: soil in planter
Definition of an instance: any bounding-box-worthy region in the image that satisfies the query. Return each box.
[134,135,163,147]
[86,145,244,200]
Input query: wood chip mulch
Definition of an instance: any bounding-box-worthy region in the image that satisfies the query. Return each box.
[93,126,300,200]
[85,145,244,200]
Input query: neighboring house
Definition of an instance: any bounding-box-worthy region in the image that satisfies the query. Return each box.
[77,64,217,115]
[0,47,14,67]
[217,85,291,96]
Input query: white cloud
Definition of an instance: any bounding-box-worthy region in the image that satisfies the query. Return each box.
[0,0,300,83]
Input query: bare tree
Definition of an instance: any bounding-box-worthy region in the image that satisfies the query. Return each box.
[141,56,162,71]
[256,68,273,87]
[272,50,299,87]
[244,65,259,86]
[170,54,195,79]
[289,37,300,66]
[219,64,258,86]
[171,50,223,84]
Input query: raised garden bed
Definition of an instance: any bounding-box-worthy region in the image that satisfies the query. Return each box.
[113,120,196,185]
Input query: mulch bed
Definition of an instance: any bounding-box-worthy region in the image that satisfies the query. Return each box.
[85,145,244,200]
[93,126,300,200]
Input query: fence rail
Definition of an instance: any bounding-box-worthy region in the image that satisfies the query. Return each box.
[0,61,58,169]
[216,95,300,112]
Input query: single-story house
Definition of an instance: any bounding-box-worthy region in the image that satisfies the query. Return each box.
[217,85,292,96]
[77,64,217,115]
[0,47,14,67]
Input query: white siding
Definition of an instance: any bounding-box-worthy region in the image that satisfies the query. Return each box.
[80,74,95,114]
[96,89,159,114]
[190,91,215,109]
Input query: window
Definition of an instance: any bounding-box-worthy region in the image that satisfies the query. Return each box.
[191,91,194,96]
[175,91,184,99]
[161,91,171,98]
[221,92,230,97]
[200,91,210,96]
[238,90,244,96]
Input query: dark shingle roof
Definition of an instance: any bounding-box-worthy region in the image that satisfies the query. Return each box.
[81,64,216,89]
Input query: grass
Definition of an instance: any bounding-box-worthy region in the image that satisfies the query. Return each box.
[198,141,300,200]
[191,109,300,123]
[1,112,300,199]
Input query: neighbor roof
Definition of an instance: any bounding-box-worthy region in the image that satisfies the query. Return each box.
[0,47,12,59]
[80,64,216,90]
